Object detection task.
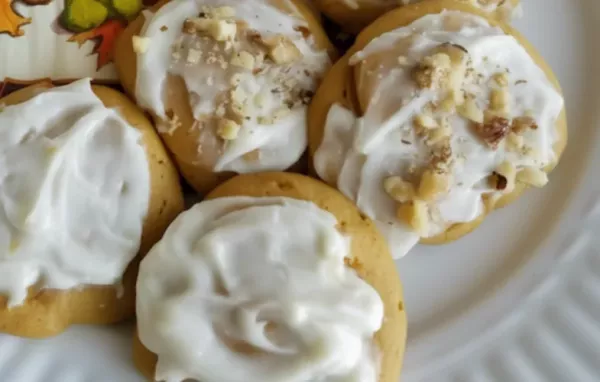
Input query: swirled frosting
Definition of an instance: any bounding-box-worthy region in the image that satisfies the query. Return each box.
[0,79,150,306]
[135,0,330,173]
[339,0,520,19]
[314,11,563,258]
[137,196,383,382]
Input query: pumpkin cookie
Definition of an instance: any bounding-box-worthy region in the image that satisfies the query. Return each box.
[134,172,406,382]
[115,0,335,194]
[0,79,184,338]
[314,0,521,33]
[309,1,567,258]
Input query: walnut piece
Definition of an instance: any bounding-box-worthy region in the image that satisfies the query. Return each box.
[184,18,237,41]
[414,113,438,130]
[493,161,516,192]
[458,98,484,123]
[490,88,510,114]
[492,72,509,87]
[268,38,302,64]
[384,176,416,203]
[505,132,524,152]
[511,116,538,133]
[516,167,549,187]
[396,201,429,236]
[132,36,150,54]
[412,53,451,89]
[217,118,240,140]
[474,116,510,149]
[418,169,451,201]
[230,51,255,70]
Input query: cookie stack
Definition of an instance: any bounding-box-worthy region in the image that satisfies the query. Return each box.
[0,1,565,381]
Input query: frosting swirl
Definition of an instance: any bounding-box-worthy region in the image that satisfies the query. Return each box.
[135,0,330,174]
[314,11,564,258]
[0,79,150,306]
[137,196,383,382]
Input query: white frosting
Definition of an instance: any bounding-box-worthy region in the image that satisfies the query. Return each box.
[137,197,383,382]
[314,11,563,258]
[136,0,330,174]
[340,0,518,17]
[0,79,150,306]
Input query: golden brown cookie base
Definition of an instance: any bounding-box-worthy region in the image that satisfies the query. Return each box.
[0,83,185,338]
[314,0,521,34]
[308,0,567,245]
[115,0,336,195]
[133,172,406,382]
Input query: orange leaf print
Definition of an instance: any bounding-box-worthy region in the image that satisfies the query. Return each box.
[68,19,125,70]
[0,0,31,37]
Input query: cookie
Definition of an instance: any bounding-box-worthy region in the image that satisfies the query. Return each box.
[133,172,406,382]
[314,0,521,33]
[308,1,567,257]
[115,0,336,194]
[0,79,184,338]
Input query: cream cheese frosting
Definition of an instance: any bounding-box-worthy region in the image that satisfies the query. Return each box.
[0,79,150,307]
[137,196,383,382]
[340,0,520,18]
[135,0,330,174]
[314,11,563,258]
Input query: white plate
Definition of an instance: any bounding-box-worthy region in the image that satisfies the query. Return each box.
[1,0,598,381]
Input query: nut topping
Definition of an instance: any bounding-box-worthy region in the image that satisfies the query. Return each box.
[217,118,240,140]
[474,116,510,149]
[458,98,484,123]
[492,161,516,192]
[396,200,429,236]
[511,116,538,133]
[384,176,416,203]
[132,36,150,54]
[418,169,451,201]
[230,50,255,70]
[516,167,549,187]
[413,53,451,89]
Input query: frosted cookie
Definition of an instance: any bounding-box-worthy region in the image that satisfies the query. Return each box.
[115,0,335,194]
[0,79,184,338]
[309,1,566,258]
[134,172,406,382]
[314,0,521,33]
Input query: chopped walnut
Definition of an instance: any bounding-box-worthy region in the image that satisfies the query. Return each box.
[474,116,510,149]
[230,51,255,70]
[492,72,509,87]
[217,118,241,140]
[268,38,302,64]
[511,116,538,133]
[396,200,429,236]
[493,161,516,192]
[516,167,549,187]
[458,98,484,123]
[490,88,510,114]
[418,169,451,201]
[505,132,524,152]
[427,124,452,146]
[413,53,451,89]
[430,141,453,174]
[132,36,150,54]
[383,176,416,203]
[414,113,438,130]
[184,18,237,41]
[208,6,236,19]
